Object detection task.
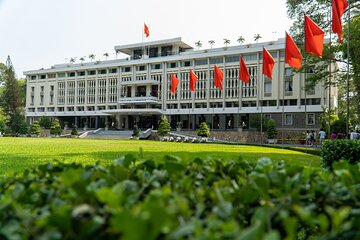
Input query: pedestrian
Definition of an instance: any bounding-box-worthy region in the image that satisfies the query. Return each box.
[350,129,358,140]
[330,132,337,140]
[319,129,326,145]
[310,130,316,146]
[306,130,311,146]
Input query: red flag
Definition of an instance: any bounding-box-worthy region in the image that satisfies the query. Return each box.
[189,70,198,92]
[239,56,250,83]
[171,73,179,95]
[214,65,224,90]
[305,16,325,57]
[144,23,150,38]
[285,32,303,69]
[262,48,275,80]
[332,0,348,43]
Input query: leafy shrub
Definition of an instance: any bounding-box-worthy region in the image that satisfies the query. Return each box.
[157,118,171,136]
[71,125,78,136]
[18,121,28,135]
[197,122,210,137]
[266,119,277,139]
[39,116,52,129]
[50,119,62,136]
[1,156,360,239]
[321,140,360,168]
[29,121,41,136]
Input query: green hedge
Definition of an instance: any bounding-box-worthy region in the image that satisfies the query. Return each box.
[321,140,360,169]
[1,156,360,239]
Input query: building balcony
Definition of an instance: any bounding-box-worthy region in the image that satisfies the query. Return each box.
[118,96,160,104]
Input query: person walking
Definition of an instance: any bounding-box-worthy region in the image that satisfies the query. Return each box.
[319,129,326,145]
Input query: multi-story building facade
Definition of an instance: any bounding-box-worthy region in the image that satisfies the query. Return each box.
[24,37,337,132]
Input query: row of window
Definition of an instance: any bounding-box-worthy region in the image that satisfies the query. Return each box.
[28,105,117,113]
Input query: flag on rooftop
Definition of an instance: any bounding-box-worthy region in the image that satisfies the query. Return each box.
[144,23,150,38]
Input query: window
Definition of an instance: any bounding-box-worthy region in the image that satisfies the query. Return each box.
[88,70,96,75]
[30,75,37,80]
[285,68,293,95]
[307,113,315,125]
[225,56,240,63]
[284,114,292,125]
[210,58,223,64]
[58,73,66,78]
[195,59,207,66]
[264,82,272,95]
[78,71,86,76]
[98,69,107,74]
[40,75,46,79]
[243,54,257,61]
[167,62,177,68]
[151,64,162,70]
[182,61,191,67]
[122,67,131,72]
[110,68,117,73]
[68,72,75,77]
[47,73,56,78]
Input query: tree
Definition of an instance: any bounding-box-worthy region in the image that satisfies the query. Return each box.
[9,111,25,135]
[223,38,230,47]
[103,53,109,60]
[79,57,85,64]
[70,58,76,64]
[157,118,171,136]
[29,121,41,136]
[208,40,215,48]
[18,121,28,135]
[39,116,52,129]
[254,34,262,43]
[89,54,95,62]
[266,119,278,139]
[237,36,245,45]
[50,119,62,136]
[197,122,210,137]
[195,41,202,50]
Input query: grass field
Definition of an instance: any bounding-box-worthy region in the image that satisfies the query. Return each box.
[0,138,321,175]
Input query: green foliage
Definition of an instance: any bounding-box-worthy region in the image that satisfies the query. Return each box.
[331,118,347,134]
[39,116,52,129]
[29,121,41,136]
[197,122,210,137]
[321,140,360,169]
[71,126,78,136]
[0,156,359,239]
[18,121,28,135]
[266,119,277,139]
[157,118,171,136]
[50,119,62,136]
[250,114,268,132]
[9,111,25,135]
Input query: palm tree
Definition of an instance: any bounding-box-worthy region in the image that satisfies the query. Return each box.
[70,57,75,64]
[223,38,230,47]
[237,36,245,45]
[79,57,85,64]
[103,53,109,60]
[88,54,95,62]
[195,41,202,50]
[254,34,262,43]
[208,40,215,49]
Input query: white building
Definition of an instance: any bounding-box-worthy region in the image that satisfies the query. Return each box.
[24,37,336,132]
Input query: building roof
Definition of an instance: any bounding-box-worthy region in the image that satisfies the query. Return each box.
[114,37,193,55]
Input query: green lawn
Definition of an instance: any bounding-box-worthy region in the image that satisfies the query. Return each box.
[0,138,320,175]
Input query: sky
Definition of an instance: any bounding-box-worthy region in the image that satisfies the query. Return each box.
[0,0,293,78]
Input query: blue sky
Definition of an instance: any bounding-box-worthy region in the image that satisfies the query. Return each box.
[0,0,292,77]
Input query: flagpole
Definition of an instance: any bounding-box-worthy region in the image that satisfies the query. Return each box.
[303,14,308,148]
[142,23,145,59]
[282,33,286,148]
[346,0,351,138]
[328,1,333,138]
